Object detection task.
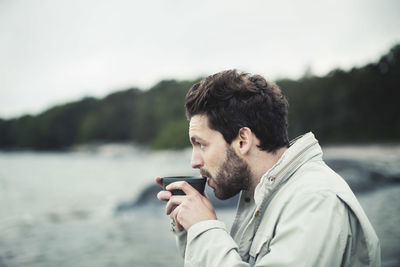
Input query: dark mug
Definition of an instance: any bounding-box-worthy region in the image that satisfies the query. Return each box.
[161,176,206,195]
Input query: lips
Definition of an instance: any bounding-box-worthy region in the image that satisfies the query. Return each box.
[205,176,215,188]
[200,169,214,187]
[200,169,211,179]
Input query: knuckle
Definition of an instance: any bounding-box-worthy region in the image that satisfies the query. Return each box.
[181,181,189,190]
[177,211,184,222]
[180,202,188,211]
[179,201,186,209]
[188,194,199,203]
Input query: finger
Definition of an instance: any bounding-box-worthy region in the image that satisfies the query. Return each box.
[177,222,184,232]
[155,176,163,187]
[170,206,178,221]
[157,190,172,201]
[166,181,198,195]
[170,209,184,232]
[165,195,186,215]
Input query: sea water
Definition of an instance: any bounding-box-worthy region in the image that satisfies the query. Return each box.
[0,146,197,266]
[0,144,399,266]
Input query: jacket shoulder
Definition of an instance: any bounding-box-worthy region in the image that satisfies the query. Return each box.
[284,159,353,196]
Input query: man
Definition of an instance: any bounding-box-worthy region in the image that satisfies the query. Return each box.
[156,70,380,266]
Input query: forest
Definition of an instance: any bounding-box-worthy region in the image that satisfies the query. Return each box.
[0,44,399,151]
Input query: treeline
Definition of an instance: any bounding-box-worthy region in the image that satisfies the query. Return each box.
[0,44,399,151]
[279,43,400,145]
[0,79,197,150]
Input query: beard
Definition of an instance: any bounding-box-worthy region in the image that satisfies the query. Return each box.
[201,145,251,200]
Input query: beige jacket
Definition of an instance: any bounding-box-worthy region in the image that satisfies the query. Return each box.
[173,132,381,267]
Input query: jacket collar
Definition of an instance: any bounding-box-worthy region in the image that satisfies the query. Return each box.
[254,132,322,207]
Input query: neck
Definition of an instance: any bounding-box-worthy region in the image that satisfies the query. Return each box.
[248,146,288,192]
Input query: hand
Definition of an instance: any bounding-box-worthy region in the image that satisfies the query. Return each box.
[155,176,184,231]
[165,181,217,231]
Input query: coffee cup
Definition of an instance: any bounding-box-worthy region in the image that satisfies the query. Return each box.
[161,176,206,195]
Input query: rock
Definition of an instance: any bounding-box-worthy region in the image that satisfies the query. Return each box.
[115,183,238,214]
[325,157,400,193]
[115,184,162,214]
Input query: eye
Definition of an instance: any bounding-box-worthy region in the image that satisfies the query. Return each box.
[191,137,207,150]
[194,141,205,149]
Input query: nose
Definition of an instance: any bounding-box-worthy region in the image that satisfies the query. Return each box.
[191,149,203,169]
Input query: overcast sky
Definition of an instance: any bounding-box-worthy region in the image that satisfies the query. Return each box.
[1,0,399,119]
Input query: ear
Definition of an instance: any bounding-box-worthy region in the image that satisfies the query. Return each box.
[233,127,254,155]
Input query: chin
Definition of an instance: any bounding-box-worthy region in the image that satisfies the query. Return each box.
[214,189,239,200]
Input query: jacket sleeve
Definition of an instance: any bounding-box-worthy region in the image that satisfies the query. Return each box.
[183,191,350,267]
[184,220,249,267]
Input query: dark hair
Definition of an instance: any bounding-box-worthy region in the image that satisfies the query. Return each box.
[185,69,289,152]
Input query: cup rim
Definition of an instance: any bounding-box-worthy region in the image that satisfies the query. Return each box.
[161,176,206,184]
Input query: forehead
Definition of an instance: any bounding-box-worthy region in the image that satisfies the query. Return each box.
[189,114,224,142]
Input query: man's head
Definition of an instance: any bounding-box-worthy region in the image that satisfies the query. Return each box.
[185,69,289,153]
[186,70,289,199]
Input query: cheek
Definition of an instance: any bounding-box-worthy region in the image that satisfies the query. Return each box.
[205,148,226,173]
